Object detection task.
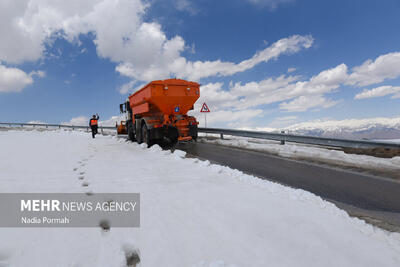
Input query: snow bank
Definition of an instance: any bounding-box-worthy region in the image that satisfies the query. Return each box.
[0,130,399,267]
[202,137,400,173]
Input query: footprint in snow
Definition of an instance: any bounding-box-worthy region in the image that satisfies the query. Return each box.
[123,246,141,267]
[78,176,84,180]
[79,172,85,175]
[82,182,89,187]
[99,219,110,232]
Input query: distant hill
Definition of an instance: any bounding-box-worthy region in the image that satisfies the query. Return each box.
[285,117,400,140]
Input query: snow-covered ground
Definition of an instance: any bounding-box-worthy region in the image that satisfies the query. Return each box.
[201,135,400,174]
[0,130,400,267]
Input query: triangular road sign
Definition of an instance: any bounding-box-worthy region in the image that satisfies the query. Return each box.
[200,102,210,113]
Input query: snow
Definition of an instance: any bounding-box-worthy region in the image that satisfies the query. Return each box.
[286,116,400,132]
[247,116,400,133]
[0,130,400,267]
[202,136,400,173]
[240,116,400,140]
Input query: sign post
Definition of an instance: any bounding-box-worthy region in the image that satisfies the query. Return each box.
[200,102,211,137]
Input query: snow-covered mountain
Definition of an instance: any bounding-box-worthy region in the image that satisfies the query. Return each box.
[248,117,400,140]
[285,117,400,140]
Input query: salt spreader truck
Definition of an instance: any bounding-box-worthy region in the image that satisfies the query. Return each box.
[118,79,200,146]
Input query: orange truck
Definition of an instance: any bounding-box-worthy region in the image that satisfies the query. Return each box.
[119,79,200,146]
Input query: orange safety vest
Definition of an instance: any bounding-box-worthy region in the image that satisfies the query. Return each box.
[90,119,98,126]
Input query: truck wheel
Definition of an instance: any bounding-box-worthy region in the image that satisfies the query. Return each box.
[135,120,142,144]
[128,122,136,142]
[141,124,152,147]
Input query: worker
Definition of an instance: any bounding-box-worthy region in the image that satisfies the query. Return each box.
[89,114,99,138]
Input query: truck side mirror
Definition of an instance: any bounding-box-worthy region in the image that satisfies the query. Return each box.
[120,103,125,113]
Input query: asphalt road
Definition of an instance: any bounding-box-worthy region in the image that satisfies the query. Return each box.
[176,141,400,230]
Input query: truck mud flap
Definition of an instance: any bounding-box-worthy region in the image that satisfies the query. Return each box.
[189,125,198,139]
[148,126,179,142]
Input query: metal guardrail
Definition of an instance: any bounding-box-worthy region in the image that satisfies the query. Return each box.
[198,127,400,150]
[0,122,115,134]
[1,122,399,150]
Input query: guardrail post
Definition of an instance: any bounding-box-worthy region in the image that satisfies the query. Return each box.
[46,125,48,129]
[72,127,74,130]
[281,130,285,145]
[101,127,104,135]
[86,127,89,132]
[21,124,23,127]
[220,133,224,139]
[59,125,61,129]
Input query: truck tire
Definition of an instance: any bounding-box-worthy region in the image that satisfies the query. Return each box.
[141,123,152,147]
[127,121,136,142]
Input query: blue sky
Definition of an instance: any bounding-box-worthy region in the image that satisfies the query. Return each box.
[0,0,400,128]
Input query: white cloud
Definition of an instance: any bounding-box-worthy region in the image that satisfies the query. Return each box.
[193,108,264,128]
[186,82,264,127]
[267,115,298,128]
[354,86,400,99]
[287,67,296,73]
[226,51,400,113]
[196,82,237,109]
[175,0,198,15]
[279,95,337,112]
[186,63,346,121]
[205,49,400,115]
[186,62,351,119]
[347,52,400,87]
[0,0,148,64]
[185,50,400,120]
[62,116,89,126]
[247,0,293,9]
[0,64,34,93]
[118,80,147,94]
[0,0,103,63]
[99,114,126,126]
[119,80,136,94]
[117,34,314,81]
[227,63,347,111]
[30,70,46,78]
[0,1,312,84]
